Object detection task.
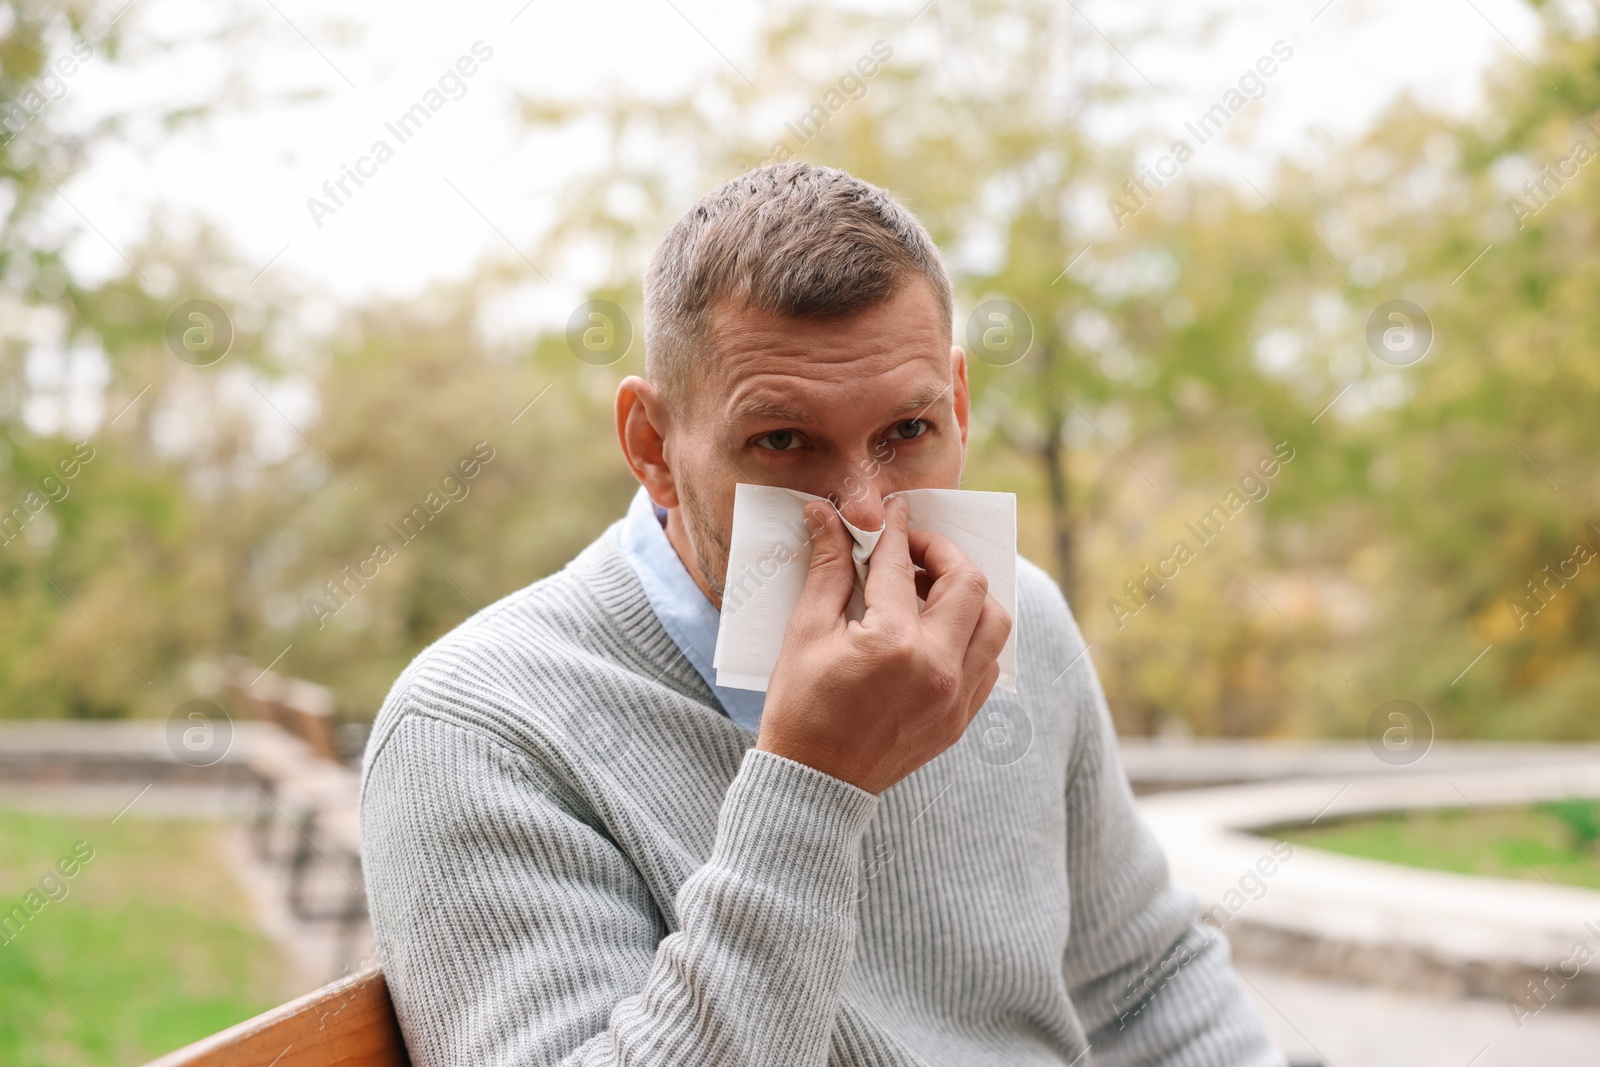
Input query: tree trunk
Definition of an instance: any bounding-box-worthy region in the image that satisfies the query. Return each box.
[1037,343,1074,602]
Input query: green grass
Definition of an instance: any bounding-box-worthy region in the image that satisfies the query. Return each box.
[0,807,292,1067]
[1280,799,1600,890]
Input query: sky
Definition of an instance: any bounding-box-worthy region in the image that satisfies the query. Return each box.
[34,0,1569,314]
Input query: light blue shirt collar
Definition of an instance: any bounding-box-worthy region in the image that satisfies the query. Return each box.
[617,486,767,735]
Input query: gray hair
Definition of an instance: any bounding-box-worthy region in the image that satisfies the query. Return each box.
[643,162,953,408]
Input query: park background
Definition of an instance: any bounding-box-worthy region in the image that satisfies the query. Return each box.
[2,0,1599,1063]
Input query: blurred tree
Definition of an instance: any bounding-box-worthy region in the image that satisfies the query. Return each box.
[1272,18,1600,741]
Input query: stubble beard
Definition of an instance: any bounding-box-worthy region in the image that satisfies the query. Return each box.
[678,480,731,599]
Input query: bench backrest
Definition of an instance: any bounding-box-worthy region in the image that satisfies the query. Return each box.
[143,966,409,1067]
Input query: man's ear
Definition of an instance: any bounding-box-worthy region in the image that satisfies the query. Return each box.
[615,376,680,509]
[950,345,971,452]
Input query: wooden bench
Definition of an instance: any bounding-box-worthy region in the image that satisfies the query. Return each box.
[226,659,343,762]
[143,965,410,1067]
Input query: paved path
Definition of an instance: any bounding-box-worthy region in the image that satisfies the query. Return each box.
[1240,964,1600,1067]
[1139,763,1600,1002]
[1120,738,1600,794]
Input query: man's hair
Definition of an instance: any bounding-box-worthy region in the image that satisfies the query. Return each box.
[643,162,953,408]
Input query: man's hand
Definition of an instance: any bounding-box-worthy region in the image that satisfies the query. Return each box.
[756,497,1013,795]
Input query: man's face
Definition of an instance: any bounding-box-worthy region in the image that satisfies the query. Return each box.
[664,275,969,599]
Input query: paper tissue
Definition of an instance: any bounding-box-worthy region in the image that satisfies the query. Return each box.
[711,483,1018,693]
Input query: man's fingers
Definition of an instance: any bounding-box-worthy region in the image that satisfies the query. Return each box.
[862,497,917,623]
[964,659,1002,718]
[792,502,856,630]
[907,529,988,650]
[959,593,1012,693]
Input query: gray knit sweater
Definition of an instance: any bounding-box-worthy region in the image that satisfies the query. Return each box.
[359,519,1284,1066]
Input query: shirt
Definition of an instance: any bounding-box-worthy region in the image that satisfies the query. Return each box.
[617,485,768,733]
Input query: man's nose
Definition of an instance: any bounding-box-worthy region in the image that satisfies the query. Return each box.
[833,489,886,533]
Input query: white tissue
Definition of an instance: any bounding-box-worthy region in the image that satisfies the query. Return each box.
[711,483,1018,694]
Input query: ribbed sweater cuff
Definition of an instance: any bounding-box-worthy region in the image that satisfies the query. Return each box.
[710,748,880,917]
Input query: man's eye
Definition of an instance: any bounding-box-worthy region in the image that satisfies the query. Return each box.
[754,430,803,451]
[889,419,929,440]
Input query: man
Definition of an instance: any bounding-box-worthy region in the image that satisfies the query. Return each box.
[360,162,1284,1066]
